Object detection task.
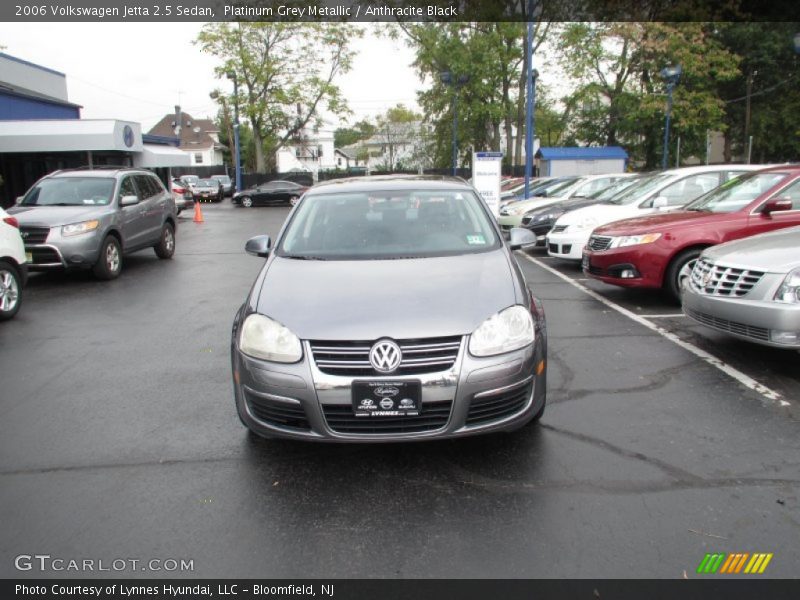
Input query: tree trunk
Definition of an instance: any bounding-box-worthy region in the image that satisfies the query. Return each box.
[252,125,266,172]
[514,43,527,167]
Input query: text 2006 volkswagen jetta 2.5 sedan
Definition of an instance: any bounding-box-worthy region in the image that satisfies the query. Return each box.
[230,176,547,441]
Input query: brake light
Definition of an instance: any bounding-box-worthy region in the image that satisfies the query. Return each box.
[3,217,19,228]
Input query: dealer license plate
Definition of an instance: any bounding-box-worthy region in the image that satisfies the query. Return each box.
[352,381,421,417]
[581,252,589,270]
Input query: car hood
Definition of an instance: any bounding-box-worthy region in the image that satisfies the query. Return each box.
[701,225,800,273]
[555,203,646,227]
[254,251,517,340]
[526,197,608,218]
[506,196,565,214]
[593,210,725,236]
[8,205,108,226]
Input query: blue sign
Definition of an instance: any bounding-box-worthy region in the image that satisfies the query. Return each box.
[475,152,504,158]
[123,125,134,148]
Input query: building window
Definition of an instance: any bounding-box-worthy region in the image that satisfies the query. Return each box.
[318,145,323,158]
[194,153,203,164]
[295,148,301,158]
[337,158,342,167]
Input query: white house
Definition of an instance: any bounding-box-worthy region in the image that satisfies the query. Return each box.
[276,124,336,175]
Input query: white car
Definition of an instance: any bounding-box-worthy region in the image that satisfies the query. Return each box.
[546,165,768,261]
[0,206,27,320]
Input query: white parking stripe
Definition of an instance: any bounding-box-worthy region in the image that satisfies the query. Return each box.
[518,253,788,406]
[641,314,686,319]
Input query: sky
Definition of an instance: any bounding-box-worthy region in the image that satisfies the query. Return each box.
[0,22,424,132]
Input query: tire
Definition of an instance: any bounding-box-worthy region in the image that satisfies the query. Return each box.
[241,196,253,208]
[0,261,22,321]
[154,223,175,259]
[289,195,299,207]
[92,236,122,280]
[665,247,703,302]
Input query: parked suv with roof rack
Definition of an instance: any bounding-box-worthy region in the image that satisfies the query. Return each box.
[9,167,177,280]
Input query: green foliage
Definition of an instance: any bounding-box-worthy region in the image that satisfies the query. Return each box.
[334,120,377,149]
[196,21,361,171]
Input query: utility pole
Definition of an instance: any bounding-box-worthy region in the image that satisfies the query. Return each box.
[744,68,756,163]
[523,0,536,198]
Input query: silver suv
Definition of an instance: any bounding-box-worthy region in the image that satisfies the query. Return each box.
[9,167,177,279]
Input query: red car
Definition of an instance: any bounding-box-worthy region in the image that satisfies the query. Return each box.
[582,165,800,300]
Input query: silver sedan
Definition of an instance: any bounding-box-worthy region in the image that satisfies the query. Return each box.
[683,226,800,348]
[230,176,547,442]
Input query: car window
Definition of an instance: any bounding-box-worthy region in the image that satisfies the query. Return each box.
[260,182,279,190]
[119,176,137,201]
[769,178,800,210]
[685,171,790,213]
[648,173,721,207]
[589,177,641,201]
[149,176,165,195]
[134,175,158,200]
[279,189,501,260]
[608,174,672,205]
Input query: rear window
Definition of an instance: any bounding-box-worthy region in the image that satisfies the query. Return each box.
[278,189,501,260]
[685,171,790,213]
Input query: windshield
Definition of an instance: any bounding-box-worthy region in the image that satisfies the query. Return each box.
[213,176,231,184]
[278,189,501,260]
[533,177,579,197]
[607,173,672,205]
[684,171,789,213]
[197,179,217,187]
[589,177,641,201]
[22,177,115,206]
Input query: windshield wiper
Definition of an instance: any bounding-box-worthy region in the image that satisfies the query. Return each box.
[282,254,327,260]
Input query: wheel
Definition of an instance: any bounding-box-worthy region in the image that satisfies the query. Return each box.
[241,196,253,208]
[0,261,22,321]
[665,247,703,302]
[289,195,299,207]
[154,223,175,259]
[92,236,122,280]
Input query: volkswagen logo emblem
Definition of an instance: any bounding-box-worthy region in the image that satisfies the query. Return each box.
[122,125,135,148]
[369,339,402,373]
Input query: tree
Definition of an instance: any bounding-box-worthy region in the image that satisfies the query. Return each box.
[373,104,423,170]
[334,120,377,149]
[556,22,740,167]
[392,16,551,169]
[196,22,360,172]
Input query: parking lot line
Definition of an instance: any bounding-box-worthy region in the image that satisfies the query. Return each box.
[518,253,788,406]
[640,314,686,318]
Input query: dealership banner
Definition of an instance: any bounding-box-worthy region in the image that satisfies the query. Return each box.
[3,0,799,22]
[5,579,800,599]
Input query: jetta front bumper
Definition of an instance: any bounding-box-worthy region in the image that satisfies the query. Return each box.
[231,335,546,442]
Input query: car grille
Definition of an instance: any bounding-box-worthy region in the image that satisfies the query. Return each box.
[322,401,452,434]
[588,235,613,251]
[244,391,311,431]
[685,308,770,342]
[28,247,62,265]
[690,259,765,297]
[551,225,568,233]
[309,336,462,376]
[466,382,533,426]
[20,226,50,244]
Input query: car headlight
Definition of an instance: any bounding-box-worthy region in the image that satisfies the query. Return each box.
[609,233,662,248]
[61,220,99,237]
[469,305,535,357]
[774,268,800,304]
[239,314,303,362]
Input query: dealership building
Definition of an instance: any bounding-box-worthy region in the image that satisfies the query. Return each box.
[0,52,189,208]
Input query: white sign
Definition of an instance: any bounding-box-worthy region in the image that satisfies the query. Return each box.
[472,151,503,217]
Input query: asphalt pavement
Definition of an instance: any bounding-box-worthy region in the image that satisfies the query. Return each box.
[1,201,798,579]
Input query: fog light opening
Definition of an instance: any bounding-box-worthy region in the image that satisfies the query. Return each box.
[620,269,636,279]
[769,330,800,345]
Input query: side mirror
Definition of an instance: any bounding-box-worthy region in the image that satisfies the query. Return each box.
[508,227,537,251]
[762,198,793,216]
[120,195,139,206]
[15,196,24,205]
[651,196,668,209]
[245,235,271,258]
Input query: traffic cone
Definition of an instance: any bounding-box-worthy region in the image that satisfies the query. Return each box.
[193,200,204,223]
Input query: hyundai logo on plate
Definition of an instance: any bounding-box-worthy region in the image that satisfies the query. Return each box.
[369,339,402,373]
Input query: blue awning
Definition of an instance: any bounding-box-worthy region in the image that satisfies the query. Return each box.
[535,146,628,160]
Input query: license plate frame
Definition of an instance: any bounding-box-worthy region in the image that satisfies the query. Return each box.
[352,380,422,417]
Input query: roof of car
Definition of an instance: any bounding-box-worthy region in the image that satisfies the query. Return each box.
[309,175,471,194]
[47,167,153,179]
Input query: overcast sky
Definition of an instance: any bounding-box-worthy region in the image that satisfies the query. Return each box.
[0,22,423,131]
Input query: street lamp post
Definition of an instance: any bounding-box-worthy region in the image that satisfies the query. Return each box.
[660,64,682,170]
[523,0,537,199]
[226,71,242,194]
[440,71,469,176]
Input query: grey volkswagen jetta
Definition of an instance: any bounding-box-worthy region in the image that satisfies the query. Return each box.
[231,176,547,442]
